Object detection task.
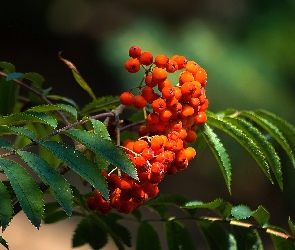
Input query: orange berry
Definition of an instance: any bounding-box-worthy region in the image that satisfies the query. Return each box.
[161,86,175,99]
[145,74,158,88]
[195,112,207,124]
[158,79,172,92]
[155,54,169,68]
[159,109,173,121]
[171,55,187,70]
[139,51,153,65]
[124,58,141,73]
[179,71,194,85]
[194,68,207,85]
[141,86,155,103]
[120,92,135,106]
[152,98,166,113]
[147,112,160,124]
[133,95,147,110]
[129,46,142,58]
[185,129,197,143]
[152,67,167,83]
[185,60,199,74]
[181,82,196,95]
[166,60,178,73]
[181,105,195,117]
[138,125,148,137]
[185,147,196,160]
[133,139,149,153]
[173,87,182,100]
[150,135,165,150]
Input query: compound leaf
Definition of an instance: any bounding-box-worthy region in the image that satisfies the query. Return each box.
[17,151,73,216]
[136,221,161,250]
[0,139,14,151]
[203,124,232,193]
[64,129,138,180]
[39,141,108,200]
[0,158,44,228]
[0,111,57,128]
[0,181,13,231]
[26,104,77,119]
[241,111,295,168]
[165,219,196,250]
[206,115,272,184]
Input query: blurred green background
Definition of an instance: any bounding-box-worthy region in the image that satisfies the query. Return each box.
[1,0,295,249]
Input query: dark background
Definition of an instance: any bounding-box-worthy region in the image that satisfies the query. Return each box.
[1,0,295,249]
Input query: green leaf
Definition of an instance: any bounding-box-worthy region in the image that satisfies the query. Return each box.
[190,129,208,159]
[43,210,81,224]
[203,124,232,193]
[64,129,138,180]
[80,95,120,114]
[95,213,132,250]
[9,126,36,140]
[184,198,232,219]
[17,151,73,216]
[20,72,45,88]
[0,139,14,151]
[149,204,169,219]
[72,215,108,250]
[39,141,109,200]
[44,202,61,216]
[0,181,13,231]
[0,158,44,228]
[231,205,252,220]
[165,219,196,250]
[26,104,77,119]
[289,217,295,236]
[46,95,79,109]
[0,236,9,249]
[255,109,295,148]
[0,73,19,115]
[0,111,57,128]
[0,62,15,73]
[89,118,111,140]
[241,110,295,168]
[252,205,270,226]
[232,226,263,250]
[198,220,237,250]
[131,209,142,221]
[225,116,283,189]
[72,71,96,100]
[206,115,273,184]
[136,221,161,250]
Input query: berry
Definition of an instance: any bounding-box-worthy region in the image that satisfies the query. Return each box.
[120,92,135,106]
[171,55,187,70]
[139,51,153,65]
[129,46,142,58]
[124,58,141,73]
[152,98,166,113]
[133,95,147,110]
[152,67,167,83]
[155,54,169,68]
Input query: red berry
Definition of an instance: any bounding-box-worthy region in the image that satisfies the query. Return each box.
[139,51,153,65]
[124,58,141,73]
[120,92,135,106]
[129,46,142,58]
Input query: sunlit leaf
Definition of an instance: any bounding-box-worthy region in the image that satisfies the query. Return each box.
[203,124,232,193]
[206,115,272,184]
[64,129,138,180]
[165,219,196,250]
[231,205,252,220]
[17,151,73,216]
[0,181,13,231]
[0,158,44,228]
[252,205,270,226]
[241,110,295,168]
[26,104,77,119]
[136,221,161,250]
[39,141,109,200]
[225,116,283,189]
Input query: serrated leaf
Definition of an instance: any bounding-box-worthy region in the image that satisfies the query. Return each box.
[241,110,295,168]
[0,61,15,73]
[184,198,232,219]
[0,111,57,128]
[136,221,161,250]
[189,129,208,159]
[26,104,77,119]
[0,139,14,151]
[256,109,295,148]
[0,236,9,249]
[289,217,295,236]
[252,206,270,226]
[206,115,273,184]
[43,210,81,224]
[95,213,132,249]
[232,226,263,250]
[39,141,109,200]
[6,72,23,81]
[198,220,237,249]
[231,205,253,220]
[203,124,232,193]
[72,215,108,249]
[64,129,138,180]
[225,116,283,190]
[0,181,13,231]
[0,73,19,115]
[17,151,73,216]
[165,219,196,250]
[9,126,36,140]
[80,96,120,114]
[0,158,44,228]
[46,95,79,109]
[89,118,111,140]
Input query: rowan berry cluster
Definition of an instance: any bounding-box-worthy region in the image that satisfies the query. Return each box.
[87,46,208,214]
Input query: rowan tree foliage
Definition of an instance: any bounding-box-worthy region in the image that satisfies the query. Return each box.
[0,46,295,249]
